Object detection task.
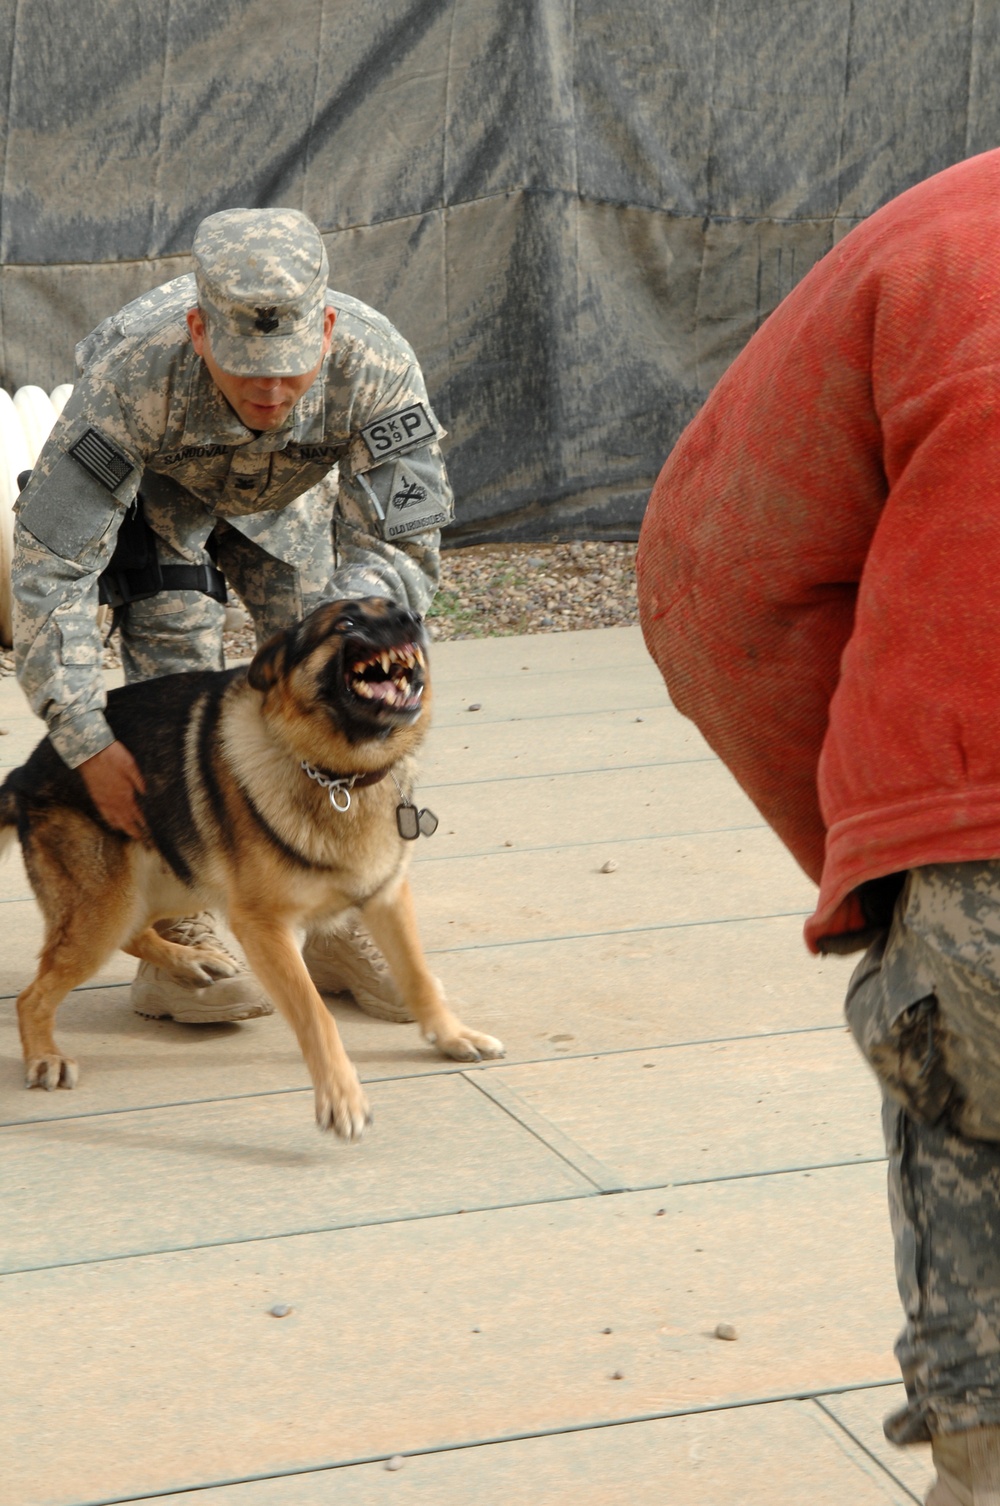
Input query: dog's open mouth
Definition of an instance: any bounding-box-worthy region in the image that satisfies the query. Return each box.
[345,640,425,713]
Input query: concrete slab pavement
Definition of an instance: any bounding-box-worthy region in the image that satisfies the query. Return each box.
[0,629,926,1505]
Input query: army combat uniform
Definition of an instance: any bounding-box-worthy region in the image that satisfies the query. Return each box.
[847,864,1000,1458]
[13,274,451,769]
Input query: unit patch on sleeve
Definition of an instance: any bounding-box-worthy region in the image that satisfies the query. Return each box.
[361,403,436,461]
[383,459,451,539]
[69,428,137,493]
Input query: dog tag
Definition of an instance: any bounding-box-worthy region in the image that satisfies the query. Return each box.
[397,803,420,840]
[396,803,439,840]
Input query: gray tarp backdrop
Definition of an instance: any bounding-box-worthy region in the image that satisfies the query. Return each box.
[1,2,999,542]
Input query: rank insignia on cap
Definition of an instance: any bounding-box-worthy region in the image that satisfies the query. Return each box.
[254,306,280,332]
[69,428,137,492]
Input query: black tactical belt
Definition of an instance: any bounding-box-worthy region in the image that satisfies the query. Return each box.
[95,493,227,610]
[98,560,227,609]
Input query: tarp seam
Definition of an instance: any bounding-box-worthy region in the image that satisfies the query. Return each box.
[0,191,869,276]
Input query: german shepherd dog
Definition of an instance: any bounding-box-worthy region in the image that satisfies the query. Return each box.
[0,598,504,1139]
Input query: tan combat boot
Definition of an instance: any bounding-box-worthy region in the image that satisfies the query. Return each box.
[928,1427,1000,1505]
[131,913,273,1023]
[302,917,413,1022]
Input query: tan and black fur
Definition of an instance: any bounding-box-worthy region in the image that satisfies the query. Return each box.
[0,597,504,1139]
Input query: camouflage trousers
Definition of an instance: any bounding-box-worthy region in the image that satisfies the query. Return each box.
[120,515,353,684]
[846,862,1000,1445]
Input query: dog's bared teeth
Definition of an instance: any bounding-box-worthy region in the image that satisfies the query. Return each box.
[379,652,391,673]
[414,646,425,669]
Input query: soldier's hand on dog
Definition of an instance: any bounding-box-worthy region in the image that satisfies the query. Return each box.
[78,741,148,840]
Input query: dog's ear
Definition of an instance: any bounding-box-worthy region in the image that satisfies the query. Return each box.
[247,630,289,692]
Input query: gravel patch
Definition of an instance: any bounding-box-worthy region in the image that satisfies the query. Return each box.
[0,540,638,678]
[426,539,637,641]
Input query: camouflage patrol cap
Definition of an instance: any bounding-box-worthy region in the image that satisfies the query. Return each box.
[192,208,329,377]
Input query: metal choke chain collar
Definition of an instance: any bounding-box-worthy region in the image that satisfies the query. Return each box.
[300,761,438,838]
[300,761,358,811]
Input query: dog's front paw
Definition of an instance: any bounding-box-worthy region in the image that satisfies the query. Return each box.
[26,1053,78,1091]
[427,1026,506,1063]
[315,1075,373,1141]
[193,946,241,981]
[170,946,240,985]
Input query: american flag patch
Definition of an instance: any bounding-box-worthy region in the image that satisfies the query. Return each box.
[69,428,136,492]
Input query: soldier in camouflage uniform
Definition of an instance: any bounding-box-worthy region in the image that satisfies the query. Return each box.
[12,207,452,1024]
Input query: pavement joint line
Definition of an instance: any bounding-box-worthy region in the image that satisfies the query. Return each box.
[472,1108,885,1206]
[0,975,134,1002]
[0,1021,849,1128]
[424,909,813,953]
[812,1396,923,1504]
[419,753,720,789]
[463,1071,622,1192]
[0,1155,890,1277]
[1,698,673,741]
[0,742,711,784]
[0,1185,603,1277]
[0,904,818,1004]
[57,1379,905,1506]
[412,821,767,864]
[660,1154,888,1190]
[0,814,769,894]
[0,701,685,746]
[0,689,662,713]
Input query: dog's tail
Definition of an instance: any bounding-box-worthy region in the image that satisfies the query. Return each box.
[0,779,20,864]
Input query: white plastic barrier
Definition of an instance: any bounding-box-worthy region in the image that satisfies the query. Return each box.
[0,390,31,648]
[49,383,73,417]
[0,383,71,648]
[14,385,57,465]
